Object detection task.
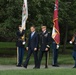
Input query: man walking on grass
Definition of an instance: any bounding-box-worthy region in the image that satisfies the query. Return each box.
[38,25,50,68]
[23,26,39,69]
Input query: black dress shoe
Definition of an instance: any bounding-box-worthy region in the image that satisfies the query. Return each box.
[45,66,48,69]
[37,67,40,69]
[23,65,27,69]
[73,66,76,68]
[16,65,22,67]
[52,65,59,67]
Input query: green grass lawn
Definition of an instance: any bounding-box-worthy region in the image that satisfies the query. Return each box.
[0,42,73,56]
[0,42,16,48]
[0,42,75,75]
[0,54,74,65]
[0,69,76,75]
[0,42,74,65]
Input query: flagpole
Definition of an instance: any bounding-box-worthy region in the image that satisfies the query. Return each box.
[17,0,28,65]
[51,0,60,66]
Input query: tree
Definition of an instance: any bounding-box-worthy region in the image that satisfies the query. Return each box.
[0,0,76,44]
[0,0,22,41]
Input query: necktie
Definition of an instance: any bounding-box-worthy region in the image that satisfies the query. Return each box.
[31,33,34,38]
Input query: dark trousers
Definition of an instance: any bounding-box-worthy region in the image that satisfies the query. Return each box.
[52,42,58,65]
[72,51,76,67]
[38,51,48,68]
[17,47,24,66]
[73,57,76,67]
[24,49,38,68]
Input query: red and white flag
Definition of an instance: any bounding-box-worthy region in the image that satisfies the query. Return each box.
[52,0,60,44]
[22,0,28,29]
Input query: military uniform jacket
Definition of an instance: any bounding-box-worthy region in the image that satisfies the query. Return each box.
[39,31,50,51]
[16,30,25,47]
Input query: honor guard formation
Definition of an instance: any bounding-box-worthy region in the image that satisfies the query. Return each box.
[16,25,76,69]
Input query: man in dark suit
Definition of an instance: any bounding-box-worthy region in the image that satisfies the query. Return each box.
[23,26,39,69]
[16,25,25,67]
[38,25,50,68]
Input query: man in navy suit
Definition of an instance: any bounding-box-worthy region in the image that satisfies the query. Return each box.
[23,26,39,69]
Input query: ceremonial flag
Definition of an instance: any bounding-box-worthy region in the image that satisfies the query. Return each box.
[22,0,28,29]
[17,0,28,65]
[52,0,60,44]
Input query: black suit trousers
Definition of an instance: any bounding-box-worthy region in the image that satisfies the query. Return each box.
[38,51,48,68]
[24,49,38,68]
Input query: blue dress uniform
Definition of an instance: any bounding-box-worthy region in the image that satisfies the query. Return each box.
[16,30,25,66]
[38,31,50,68]
[23,32,39,68]
[72,37,76,68]
[52,39,58,66]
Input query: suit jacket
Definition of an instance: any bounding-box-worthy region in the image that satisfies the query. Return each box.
[27,32,39,50]
[16,30,25,47]
[39,31,51,51]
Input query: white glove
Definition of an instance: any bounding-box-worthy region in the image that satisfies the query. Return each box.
[23,27,26,30]
[57,45,59,49]
[22,41,26,45]
[69,41,72,44]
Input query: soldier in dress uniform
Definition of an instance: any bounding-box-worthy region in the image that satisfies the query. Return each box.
[38,25,50,68]
[70,33,76,68]
[16,25,25,67]
[52,39,59,67]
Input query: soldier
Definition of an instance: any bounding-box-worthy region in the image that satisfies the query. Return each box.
[70,33,76,68]
[38,25,50,68]
[52,39,59,67]
[23,26,39,69]
[16,25,25,67]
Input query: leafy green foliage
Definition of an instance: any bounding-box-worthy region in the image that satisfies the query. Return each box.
[0,0,76,43]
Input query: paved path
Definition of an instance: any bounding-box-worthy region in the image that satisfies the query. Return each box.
[0,65,74,71]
